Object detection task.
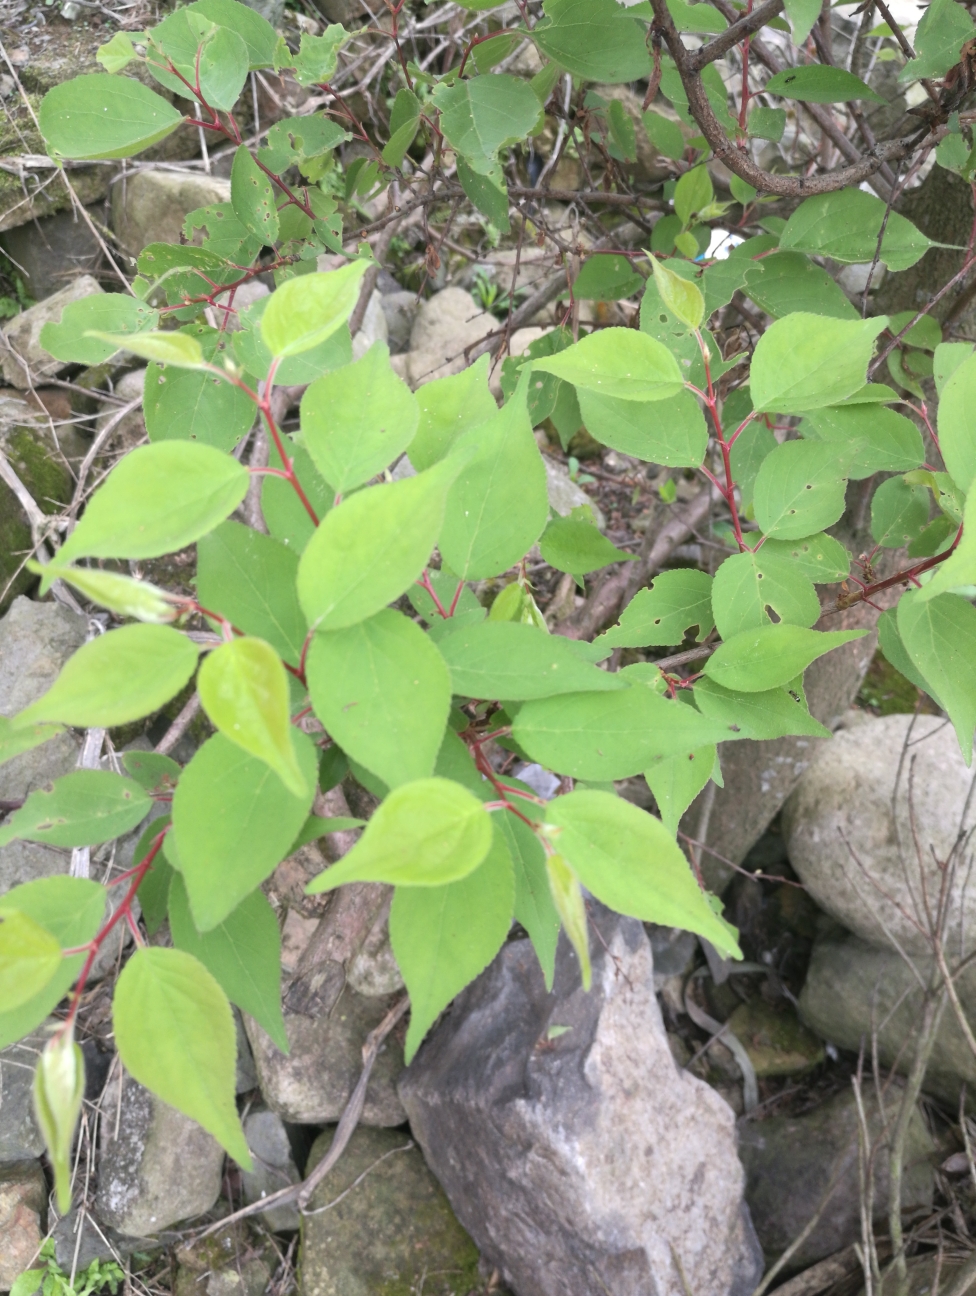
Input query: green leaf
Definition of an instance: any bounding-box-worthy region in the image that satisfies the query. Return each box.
[674,165,714,226]
[543,790,740,957]
[499,802,559,988]
[409,354,498,471]
[937,350,976,492]
[539,516,634,576]
[297,455,461,630]
[146,10,249,110]
[198,637,307,797]
[644,744,715,836]
[533,327,684,401]
[780,190,947,272]
[39,74,184,161]
[172,730,317,929]
[9,1271,44,1296]
[197,522,306,666]
[307,777,493,892]
[260,116,350,177]
[802,403,924,478]
[784,0,820,44]
[877,607,941,704]
[693,674,830,739]
[87,330,208,370]
[870,476,931,547]
[291,24,351,85]
[667,0,727,32]
[391,824,514,1061]
[18,625,198,728]
[168,874,288,1054]
[0,771,150,849]
[382,88,422,167]
[29,563,175,624]
[438,379,549,580]
[431,74,541,175]
[577,387,707,467]
[183,202,264,264]
[917,488,974,599]
[0,909,63,1012]
[230,144,280,244]
[0,877,105,1049]
[40,294,158,367]
[747,105,787,141]
[513,686,732,780]
[608,97,637,160]
[131,818,173,936]
[97,30,137,73]
[546,851,591,989]
[145,336,257,453]
[306,609,451,788]
[753,439,852,540]
[500,328,574,426]
[648,255,704,329]
[742,253,857,321]
[0,717,64,770]
[703,624,866,692]
[457,158,511,233]
[596,569,714,648]
[235,296,353,386]
[750,314,887,414]
[300,342,419,493]
[113,946,251,1166]
[574,254,644,301]
[899,0,975,82]
[898,590,976,762]
[188,0,281,68]
[643,109,686,162]
[123,751,179,794]
[436,620,627,701]
[764,65,885,103]
[532,0,651,83]
[261,261,369,359]
[55,442,249,566]
[711,548,821,638]
[757,532,850,582]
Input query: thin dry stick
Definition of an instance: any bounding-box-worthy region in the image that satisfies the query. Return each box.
[154,694,202,756]
[68,397,143,524]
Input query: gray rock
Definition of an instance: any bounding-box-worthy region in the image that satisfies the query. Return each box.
[312,0,371,26]
[174,1226,272,1296]
[300,1125,481,1296]
[407,287,496,388]
[94,1069,225,1236]
[0,1026,47,1161]
[783,714,976,958]
[345,898,405,999]
[241,1105,301,1232]
[0,206,103,301]
[224,279,269,332]
[399,908,764,1296]
[0,596,86,894]
[799,929,976,1109]
[544,456,607,529]
[350,290,388,362]
[739,1085,935,1268]
[380,290,419,354]
[244,989,406,1126]
[112,171,231,256]
[234,1008,259,1094]
[0,275,103,388]
[239,0,284,22]
[0,1159,46,1289]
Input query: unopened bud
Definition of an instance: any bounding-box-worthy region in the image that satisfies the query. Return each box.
[33,1026,85,1213]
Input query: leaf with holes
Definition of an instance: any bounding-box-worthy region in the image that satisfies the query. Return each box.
[596,570,714,649]
[711,548,821,639]
[753,440,854,541]
[0,771,151,850]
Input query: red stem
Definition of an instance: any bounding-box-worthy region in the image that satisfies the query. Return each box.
[694,333,747,552]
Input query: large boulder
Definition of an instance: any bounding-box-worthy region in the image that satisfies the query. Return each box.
[0,596,86,894]
[739,1085,935,1268]
[399,908,764,1296]
[799,928,976,1109]
[783,715,976,957]
[300,1125,481,1296]
[112,171,232,257]
[95,1069,225,1236]
[0,275,103,387]
[0,206,103,301]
